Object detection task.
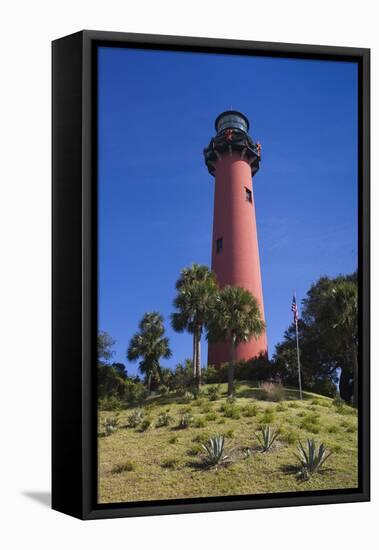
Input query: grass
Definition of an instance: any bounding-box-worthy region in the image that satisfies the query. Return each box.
[98,381,358,504]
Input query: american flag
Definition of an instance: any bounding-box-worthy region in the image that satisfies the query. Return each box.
[291,294,299,322]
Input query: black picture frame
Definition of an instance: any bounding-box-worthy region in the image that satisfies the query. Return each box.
[52,30,370,520]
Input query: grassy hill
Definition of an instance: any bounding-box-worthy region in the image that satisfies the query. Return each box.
[98,382,358,504]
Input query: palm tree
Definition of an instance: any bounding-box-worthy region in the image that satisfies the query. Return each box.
[171,264,218,389]
[127,312,172,392]
[207,286,265,397]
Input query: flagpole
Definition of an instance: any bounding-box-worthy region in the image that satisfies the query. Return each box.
[293,291,303,400]
[295,318,303,400]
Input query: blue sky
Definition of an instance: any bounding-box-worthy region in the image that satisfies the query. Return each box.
[98,46,358,375]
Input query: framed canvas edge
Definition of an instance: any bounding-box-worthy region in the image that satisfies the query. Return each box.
[52,29,370,521]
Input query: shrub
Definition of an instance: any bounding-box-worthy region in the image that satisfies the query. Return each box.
[193,417,207,428]
[332,395,346,411]
[224,429,234,438]
[139,418,152,432]
[168,436,178,444]
[178,413,193,429]
[203,365,220,384]
[333,395,357,415]
[255,425,280,452]
[276,403,287,412]
[313,398,333,409]
[156,411,172,428]
[233,380,242,395]
[161,458,179,469]
[112,461,135,474]
[242,404,258,417]
[202,435,229,467]
[218,418,226,424]
[100,414,120,436]
[318,400,331,408]
[258,381,285,402]
[260,411,275,425]
[181,391,195,404]
[300,413,320,434]
[295,439,332,479]
[98,395,122,411]
[124,380,149,407]
[333,397,356,416]
[205,412,218,422]
[157,384,170,395]
[283,431,297,445]
[328,425,338,434]
[222,403,241,419]
[206,385,221,401]
[200,403,212,414]
[226,395,238,405]
[127,408,144,428]
[287,402,300,409]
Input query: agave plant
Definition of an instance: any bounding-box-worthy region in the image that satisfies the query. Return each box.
[156,411,172,428]
[255,424,280,452]
[102,414,120,436]
[127,408,144,428]
[202,435,229,467]
[295,439,332,479]
[178,413,193,429]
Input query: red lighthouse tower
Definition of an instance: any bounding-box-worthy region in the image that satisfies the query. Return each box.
[204,111,268,366]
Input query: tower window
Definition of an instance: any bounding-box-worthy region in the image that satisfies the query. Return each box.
[245,187,252,203]
[216,237,223,253]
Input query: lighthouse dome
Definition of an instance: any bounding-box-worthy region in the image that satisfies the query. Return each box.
[215,110,250,134]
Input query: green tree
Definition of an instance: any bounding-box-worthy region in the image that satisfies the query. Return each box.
[171,264,218,389]
[326,279,358,406]
[97,332,127,400]
[127,312,172,392]
[111,362,128,379]
[207,286,265,397]
[97,331,116,364]
[273,273,358,403]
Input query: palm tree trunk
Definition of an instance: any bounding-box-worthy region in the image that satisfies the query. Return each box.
[228,337,236,397]
[192,333,197,379]
[147,373,152,393]
[195,326,201,389]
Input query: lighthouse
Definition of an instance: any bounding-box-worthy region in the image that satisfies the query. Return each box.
[204,111,268,366]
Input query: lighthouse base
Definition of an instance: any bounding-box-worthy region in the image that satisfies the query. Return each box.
[208,336,267,368]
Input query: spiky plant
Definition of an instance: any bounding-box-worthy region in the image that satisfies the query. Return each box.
[156,411,172,428]
[295,439,332,479]
[178,413,193,429]
[127,408,144,428]
[202,435,229,467]
[101,414,120,436]
[255,424,280,452]
[139,418,152,432]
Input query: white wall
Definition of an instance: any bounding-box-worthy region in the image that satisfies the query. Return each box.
[0,1,376,548]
